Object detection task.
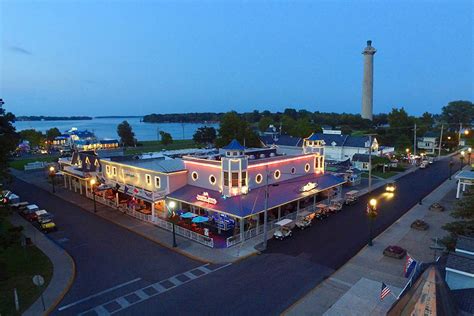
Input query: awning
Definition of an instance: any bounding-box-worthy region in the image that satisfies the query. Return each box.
[167,173,346,219]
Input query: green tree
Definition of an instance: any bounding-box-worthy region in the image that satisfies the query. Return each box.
[442,189,474,250]
[45,127,61,141]
[0,102,19,181]
[216,111,260,148]
[258,116,274,132]
[441,100,474,126]
[19,129,45,148]
[117,121,135,146]
[159,131,173,146]
[193,126,216,145]
[280,115,297,135]
[292,117,315,138]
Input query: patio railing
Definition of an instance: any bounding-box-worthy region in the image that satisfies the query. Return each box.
[153,216,214,248]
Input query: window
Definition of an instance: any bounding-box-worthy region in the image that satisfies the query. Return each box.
[233,151,238,156]
[191,171,199,181]
[155,176,160,188]
[291,167,296,174]
[256,173,263,184]
[305,163,310,172]
[209,175,216,185]
[241,171,247,186]
[274,170,281,180]
[112,167,117,176]
[145,174,151,185]
[106,165,111,174]
[223,171,229,186]
[231,172,239,187]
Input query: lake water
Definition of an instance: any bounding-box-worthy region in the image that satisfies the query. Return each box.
[14,117,219,141]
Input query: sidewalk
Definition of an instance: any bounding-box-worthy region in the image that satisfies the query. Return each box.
[284,168,462,315]
[10,169,259,264]
[9,213,75,316]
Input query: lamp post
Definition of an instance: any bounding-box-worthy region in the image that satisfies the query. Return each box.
[367,198,378,246]
[449,160,454,180]
[460,151,465,169]
[90,178,97,213]
[167,201,178,247]
[48,166,56,193]
[468,147,472,166]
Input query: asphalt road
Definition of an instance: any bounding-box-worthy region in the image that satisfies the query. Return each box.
[8,155,461,315]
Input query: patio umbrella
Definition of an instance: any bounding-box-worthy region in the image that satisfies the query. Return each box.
[192,216,209,223]
[181,212,197,219]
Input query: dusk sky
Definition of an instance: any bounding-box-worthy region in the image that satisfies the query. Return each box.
[1,0,472,117]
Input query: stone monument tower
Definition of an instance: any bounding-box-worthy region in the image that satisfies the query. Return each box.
[361,40,376,120]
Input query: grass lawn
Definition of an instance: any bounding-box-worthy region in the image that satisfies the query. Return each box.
[362,170,399,179]
[9,157,57,171]
[125,139,198,154]
[0,220,53,315]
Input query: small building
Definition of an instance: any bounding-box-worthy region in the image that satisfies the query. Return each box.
[417,131,438,154]
[351,153,372,171]
[446,236,474,290]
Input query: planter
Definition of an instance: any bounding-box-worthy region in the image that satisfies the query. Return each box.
[429,203,444,212]
[383,245,407,259]
[411,219,429,231]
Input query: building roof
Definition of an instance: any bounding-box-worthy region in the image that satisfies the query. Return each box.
[167,173,346,218]
[306,133,372,148]
[112,158,186,174]
[451,288,474,314]
[222,139,246,150]
[260,135,303,147]
[447,253,474,274]
[456,236,474,254]
[352,153,370,162]
[455,171,474,181]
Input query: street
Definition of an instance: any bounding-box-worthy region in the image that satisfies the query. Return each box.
[8,155,461,315]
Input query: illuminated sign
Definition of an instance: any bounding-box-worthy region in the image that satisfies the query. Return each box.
[196,192,217,205]
[300,182,318,192]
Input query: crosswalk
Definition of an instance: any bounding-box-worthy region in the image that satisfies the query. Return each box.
[78,263,231,315]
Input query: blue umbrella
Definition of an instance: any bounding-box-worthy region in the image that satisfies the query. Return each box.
[192,216,209,223]
[180,212,197,219]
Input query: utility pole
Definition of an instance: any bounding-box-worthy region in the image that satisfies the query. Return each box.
[368,134,372,192]
[413,123,417,156]
[458,122,463,147]
[262,165,270,251]
[438,124,444,159]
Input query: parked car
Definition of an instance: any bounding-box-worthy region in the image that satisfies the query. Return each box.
[37,212,57,233]
[420,161,427,169]
[22,204,40,221]
[383,245,407,259]
[273,219,294,240]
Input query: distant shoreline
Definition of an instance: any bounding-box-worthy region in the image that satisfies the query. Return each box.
[16,116,93,121]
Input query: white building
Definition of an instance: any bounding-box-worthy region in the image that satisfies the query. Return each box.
[417,131,438,154]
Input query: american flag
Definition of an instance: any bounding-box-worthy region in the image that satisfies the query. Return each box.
[380,282,391,300]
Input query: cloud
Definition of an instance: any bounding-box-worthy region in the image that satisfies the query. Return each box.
[9,45,32,55]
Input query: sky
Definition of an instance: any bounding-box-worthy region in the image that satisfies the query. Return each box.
[0,0,472,117]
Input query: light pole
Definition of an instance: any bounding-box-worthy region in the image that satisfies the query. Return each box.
[367,198,377,246]
[449,160,454,180]
[167,200,178,247]
[48,166,56,193]
[90,178,97,213]
[460,151,465,169]
[468,147,472,166]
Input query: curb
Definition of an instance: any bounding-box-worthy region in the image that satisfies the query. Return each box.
[44,251,76,316]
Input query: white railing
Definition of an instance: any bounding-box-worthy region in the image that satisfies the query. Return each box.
[153,216,214,248]
[24,161,47,171]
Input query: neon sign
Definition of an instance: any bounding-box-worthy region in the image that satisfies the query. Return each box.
[196,192,217,205]
[300,182,318,192]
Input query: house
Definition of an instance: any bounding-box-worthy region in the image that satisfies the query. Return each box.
[261,129,394,162]
[351,153,372,171]
[417,131,438,154]
[446,236,474,290]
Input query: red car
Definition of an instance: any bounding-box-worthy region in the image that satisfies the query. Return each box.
[22,204,40,221]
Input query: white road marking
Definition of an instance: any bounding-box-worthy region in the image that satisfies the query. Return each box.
[57,277,142,311]
[79,263,232,315]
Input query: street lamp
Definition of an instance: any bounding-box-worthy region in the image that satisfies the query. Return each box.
[367,198,378,246]
[468,147,472,166]
[168,200,178,248]
[460,151,465,169]
[90,178,97,213]
[48,166,56,193]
